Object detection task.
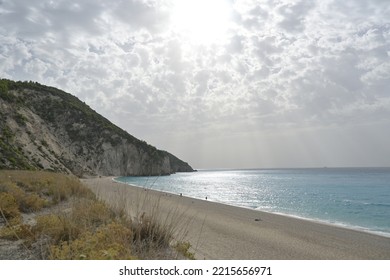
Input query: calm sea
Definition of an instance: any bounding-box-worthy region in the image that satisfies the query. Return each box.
[116,168,390,237]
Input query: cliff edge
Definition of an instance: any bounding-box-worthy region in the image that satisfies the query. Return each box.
[0,79,194,176]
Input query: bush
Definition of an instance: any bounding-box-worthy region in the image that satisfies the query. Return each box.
[0,79,9,95]
[0,223,33,240]
[49,222,135,260]
[0,192,21,221]
[3,182,46,213]
[33,214,80,243]
[20,193,46,212]
[174,241,195,260]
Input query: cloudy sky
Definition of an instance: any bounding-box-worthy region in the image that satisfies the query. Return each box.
[1,0,390,169]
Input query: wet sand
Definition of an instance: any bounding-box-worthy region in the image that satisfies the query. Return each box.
[82,177,390,260]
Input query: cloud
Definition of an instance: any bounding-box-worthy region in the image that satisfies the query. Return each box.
[1,0,390,167]
[0,0,106,42]
[276,0,315,33]
[112,0,170,33]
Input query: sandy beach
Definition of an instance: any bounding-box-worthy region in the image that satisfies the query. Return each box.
[82,177,390,260]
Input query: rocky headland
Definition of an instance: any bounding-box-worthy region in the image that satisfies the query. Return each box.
[0,79,194,177]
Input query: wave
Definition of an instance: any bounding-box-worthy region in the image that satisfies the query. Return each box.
[342,199,390,208]
[254,208,390,238]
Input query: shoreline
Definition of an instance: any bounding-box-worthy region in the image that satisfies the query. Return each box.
[113,177,390,239]
[82,176,390,260]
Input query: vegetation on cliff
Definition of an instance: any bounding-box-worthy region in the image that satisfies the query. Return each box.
[0,79,193,176]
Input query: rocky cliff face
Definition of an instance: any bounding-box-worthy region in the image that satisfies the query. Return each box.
[0,79,194,176]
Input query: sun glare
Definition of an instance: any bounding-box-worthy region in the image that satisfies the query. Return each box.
[170,0,231,45]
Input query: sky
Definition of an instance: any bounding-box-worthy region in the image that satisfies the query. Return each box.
[1,0,390,169]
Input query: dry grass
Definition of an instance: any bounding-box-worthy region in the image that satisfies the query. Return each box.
[0,192,20,223]
[87,179,196,259]
[49,222,135,260]
[0,170,193,259]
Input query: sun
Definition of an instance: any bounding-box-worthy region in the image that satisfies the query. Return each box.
[170,0,231,45]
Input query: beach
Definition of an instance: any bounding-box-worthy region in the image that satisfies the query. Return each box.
[82,177,390,260]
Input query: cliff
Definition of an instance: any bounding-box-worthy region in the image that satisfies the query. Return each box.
[0,79,194,176]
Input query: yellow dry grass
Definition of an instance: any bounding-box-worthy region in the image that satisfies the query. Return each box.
[0,170,189,259]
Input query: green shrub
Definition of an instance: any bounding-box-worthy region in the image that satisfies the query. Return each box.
[15,112,28,126]
[0,79,10,100]
[174,241,195,260]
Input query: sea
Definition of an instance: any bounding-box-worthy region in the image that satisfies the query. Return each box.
[115,168,390,238]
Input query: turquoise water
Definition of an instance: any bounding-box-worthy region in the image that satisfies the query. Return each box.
[116,168,390,237]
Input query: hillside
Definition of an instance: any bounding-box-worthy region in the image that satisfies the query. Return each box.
[0,79,194,176]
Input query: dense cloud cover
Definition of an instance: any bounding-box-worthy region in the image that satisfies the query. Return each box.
[1,0,390,168]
